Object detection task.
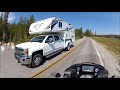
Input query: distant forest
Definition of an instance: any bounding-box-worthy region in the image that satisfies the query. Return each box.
[95,35,120,39]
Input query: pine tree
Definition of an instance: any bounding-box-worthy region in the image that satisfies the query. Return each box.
[2,12,9,43]
[75,27,84,40]
[0,13,3,41]
[84,29,91,37]
[26,14,35,37]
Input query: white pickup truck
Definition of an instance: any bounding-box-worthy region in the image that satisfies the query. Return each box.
[15,34,72,67]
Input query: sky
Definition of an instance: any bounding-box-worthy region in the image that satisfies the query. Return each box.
[1,12,120,35]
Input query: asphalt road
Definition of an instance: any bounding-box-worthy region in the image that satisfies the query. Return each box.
[36,38,120,78]
[0,37,120,78]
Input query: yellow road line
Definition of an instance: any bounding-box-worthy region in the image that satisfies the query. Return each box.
[30,38,86,78]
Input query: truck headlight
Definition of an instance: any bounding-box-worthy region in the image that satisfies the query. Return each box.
[25,48,29,56]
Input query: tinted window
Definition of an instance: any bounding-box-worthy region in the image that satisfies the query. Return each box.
[59,22,62,28]
[45,36,54,43]
[61,22,62,27]
[54,35,60,41]
[66,27,69,31]
[30,36,45,43]
[59,22,61,27]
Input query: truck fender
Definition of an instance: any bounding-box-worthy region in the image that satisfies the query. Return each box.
[32,50,43,58]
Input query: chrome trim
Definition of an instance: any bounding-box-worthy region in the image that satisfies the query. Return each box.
[15,54,32,65]
[15,47,26,56]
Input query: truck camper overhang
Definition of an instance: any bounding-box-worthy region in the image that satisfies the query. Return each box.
[29,17,74,35]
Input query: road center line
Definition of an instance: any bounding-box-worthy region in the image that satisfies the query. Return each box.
[30,38,87,78]
[91,39,104,66]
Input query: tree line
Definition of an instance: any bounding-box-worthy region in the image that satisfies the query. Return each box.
[0,12,36,45]
[75,27,94,39]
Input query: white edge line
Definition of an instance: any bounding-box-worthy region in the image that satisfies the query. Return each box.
[91,39,104,66]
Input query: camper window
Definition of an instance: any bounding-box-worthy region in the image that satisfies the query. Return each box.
[66,27,69,31]
[59,22,62,28]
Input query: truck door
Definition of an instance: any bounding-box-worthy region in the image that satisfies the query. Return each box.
[54,35,64,51]
[44,36,56,55]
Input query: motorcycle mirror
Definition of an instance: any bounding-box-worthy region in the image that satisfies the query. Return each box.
[51,72,61,78]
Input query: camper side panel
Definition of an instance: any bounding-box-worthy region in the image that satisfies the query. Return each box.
[51,20,69,32]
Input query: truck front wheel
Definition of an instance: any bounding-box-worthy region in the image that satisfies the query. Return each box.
[32,54,43,68]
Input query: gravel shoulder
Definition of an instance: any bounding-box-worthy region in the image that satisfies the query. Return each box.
[91,39,120,77]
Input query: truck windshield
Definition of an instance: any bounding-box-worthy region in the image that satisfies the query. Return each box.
[30,36,45,43]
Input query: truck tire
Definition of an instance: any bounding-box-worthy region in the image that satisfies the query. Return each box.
[32,54,43,68]
[66,43,70,51]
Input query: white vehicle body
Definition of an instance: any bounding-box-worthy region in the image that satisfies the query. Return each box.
[15,17,75,67]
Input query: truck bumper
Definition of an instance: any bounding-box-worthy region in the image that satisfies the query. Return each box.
[15,54,32,65]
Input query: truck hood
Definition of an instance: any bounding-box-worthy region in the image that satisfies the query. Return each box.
[15,42,44,50]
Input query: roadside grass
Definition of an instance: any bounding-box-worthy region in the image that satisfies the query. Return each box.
[75,37,84,41]
[75,36,84,41]
[92,37,120,64]
[75,37,81,40]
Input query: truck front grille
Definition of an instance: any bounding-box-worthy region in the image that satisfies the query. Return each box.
[15,47,25,56]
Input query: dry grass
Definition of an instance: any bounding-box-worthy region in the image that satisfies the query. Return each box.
[92,37,120,64]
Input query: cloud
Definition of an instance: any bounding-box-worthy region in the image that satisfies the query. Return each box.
[8,12,15,23]
[0,12,15,23]
[0,12,2,15]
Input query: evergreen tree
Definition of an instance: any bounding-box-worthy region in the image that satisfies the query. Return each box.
[2,12,9,43]
[84,29,91,37]
[75,27,84,39]
[26,14,35,37]
[0,13,3,41]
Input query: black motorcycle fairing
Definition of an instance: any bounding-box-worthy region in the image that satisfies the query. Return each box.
[63,63,109,78]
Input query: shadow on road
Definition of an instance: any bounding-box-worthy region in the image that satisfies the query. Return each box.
[25,46,74,68]
[43,45,74,64]
[24,51,64,68]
